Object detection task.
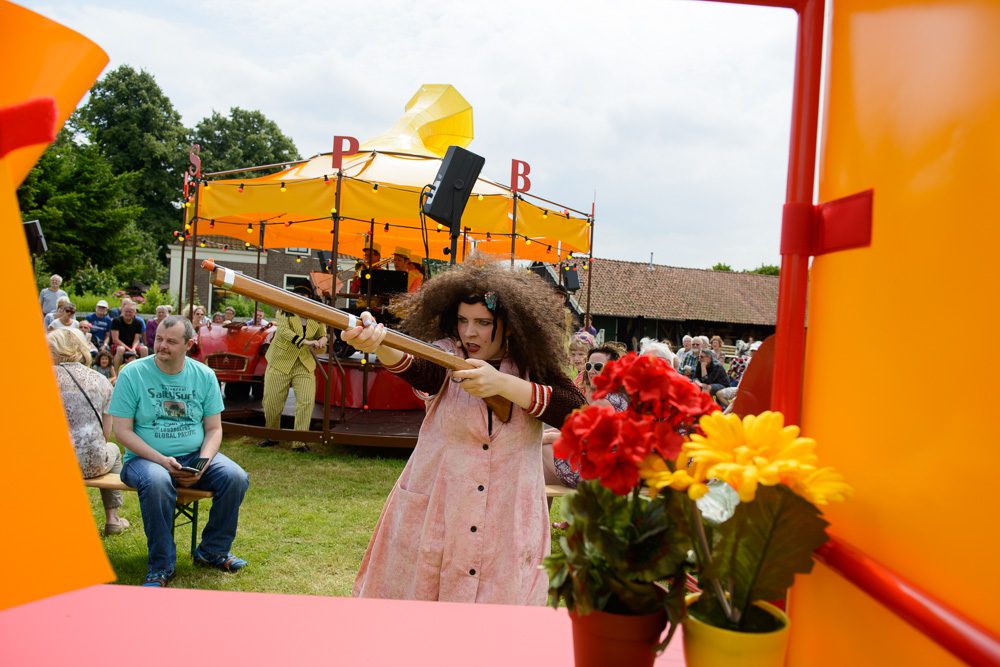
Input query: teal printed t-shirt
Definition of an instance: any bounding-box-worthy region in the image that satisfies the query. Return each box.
[109,355,224,462]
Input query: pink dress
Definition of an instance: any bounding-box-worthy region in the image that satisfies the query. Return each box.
[354,339,550,605]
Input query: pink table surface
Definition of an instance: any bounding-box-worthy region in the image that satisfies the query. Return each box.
[0,584,686,666]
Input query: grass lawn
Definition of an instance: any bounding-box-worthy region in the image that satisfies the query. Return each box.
[87,436,568,595]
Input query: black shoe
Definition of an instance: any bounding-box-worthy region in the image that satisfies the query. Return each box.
[257,439,278,448]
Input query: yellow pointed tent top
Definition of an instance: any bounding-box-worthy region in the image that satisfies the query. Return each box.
[196,85,591,263]
[359,84,474,157]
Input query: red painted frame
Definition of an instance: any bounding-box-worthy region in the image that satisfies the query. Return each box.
[703,1,1000,664]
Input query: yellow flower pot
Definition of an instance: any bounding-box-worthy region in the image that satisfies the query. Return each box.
[683,596,789,667]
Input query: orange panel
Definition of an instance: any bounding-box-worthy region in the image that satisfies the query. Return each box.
[0,2,114,611]
[0,1,107,186]
[790,0,1000,663]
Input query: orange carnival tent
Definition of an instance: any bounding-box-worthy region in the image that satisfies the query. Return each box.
[189,84,592,266]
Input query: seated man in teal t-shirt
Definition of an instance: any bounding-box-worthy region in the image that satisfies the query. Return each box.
[110,315,250,587]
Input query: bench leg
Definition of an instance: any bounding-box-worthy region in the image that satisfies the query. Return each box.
[172,500,201,558]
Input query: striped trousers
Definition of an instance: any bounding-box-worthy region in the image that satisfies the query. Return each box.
[261,359,316,433]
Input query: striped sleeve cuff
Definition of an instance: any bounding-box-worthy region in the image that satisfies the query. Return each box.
[527,382,552,418]
[383,353,414,374]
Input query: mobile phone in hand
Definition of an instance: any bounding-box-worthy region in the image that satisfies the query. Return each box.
[179,457,209,474]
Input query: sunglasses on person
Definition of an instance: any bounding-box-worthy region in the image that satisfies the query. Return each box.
[65,309,76,314]
[585,362,605,372]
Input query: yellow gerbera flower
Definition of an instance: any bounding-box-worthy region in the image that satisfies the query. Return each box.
[683,411,849,504]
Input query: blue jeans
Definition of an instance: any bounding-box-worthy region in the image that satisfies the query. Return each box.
[121,451,250,574]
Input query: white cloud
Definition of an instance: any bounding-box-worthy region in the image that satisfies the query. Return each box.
[23,0,797,269]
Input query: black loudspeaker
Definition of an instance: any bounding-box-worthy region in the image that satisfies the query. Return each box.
[23,220,47,254]
[563,265,581,291]
[422,146,485,234]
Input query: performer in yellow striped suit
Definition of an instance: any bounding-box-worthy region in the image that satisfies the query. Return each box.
[258,287,328,451]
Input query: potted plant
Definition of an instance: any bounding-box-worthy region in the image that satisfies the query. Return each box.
[546,354,851,667]
[544,353,719,667]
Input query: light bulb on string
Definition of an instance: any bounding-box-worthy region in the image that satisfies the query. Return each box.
[202,180,210,190]
[486,232,492,242]
[295,257,301,263]
[280,182,287,193]
[247,223,253,234]
[436,223,443,231]
[324,174,330,184]
[330,207,337,216]
[546,245,551,253]
[209,219,215,229]
[372,183,379,192]
[223,244,229,252]
[244,242,251,249]
[583,263,589,270]
[199,241,206,248]
[542,210,548,219]
[383,222,389,232]
[284,221,291,227]
[238,183,244,193]
[365,273,371,280]
[477,194,484,201]
[525,238,532,246]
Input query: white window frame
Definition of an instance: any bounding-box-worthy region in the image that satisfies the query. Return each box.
[285,248,311,256]
[283,274,311,290]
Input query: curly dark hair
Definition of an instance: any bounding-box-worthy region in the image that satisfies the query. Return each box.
[394,257,570,384]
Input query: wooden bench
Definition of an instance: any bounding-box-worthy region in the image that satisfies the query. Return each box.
[546,484,574,498]
[83,473,214,556]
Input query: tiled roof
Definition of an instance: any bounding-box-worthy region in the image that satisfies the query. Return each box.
[577,258,778,326]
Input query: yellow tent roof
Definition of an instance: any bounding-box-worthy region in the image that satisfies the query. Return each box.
[190,85,591,263]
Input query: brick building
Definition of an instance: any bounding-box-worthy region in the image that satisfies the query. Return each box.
[167,238,355,312]
[574,258,779,348]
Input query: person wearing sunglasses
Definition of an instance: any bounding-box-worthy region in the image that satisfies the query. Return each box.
[582,344,630,411]
[47,301,81,332]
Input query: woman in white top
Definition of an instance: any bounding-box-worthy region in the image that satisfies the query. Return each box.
[47,301,81,331]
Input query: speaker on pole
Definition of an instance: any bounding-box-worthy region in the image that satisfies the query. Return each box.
[564,264,581,291]
[23,220,47,254]
[422,146,485,236]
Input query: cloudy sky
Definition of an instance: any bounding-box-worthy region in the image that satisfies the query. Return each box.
[22,0,798,270]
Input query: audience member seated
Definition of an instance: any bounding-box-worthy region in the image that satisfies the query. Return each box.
[86,299,114,352]
[639,337,677,368]
[710,335,725,364]
[211,311,225,325]
[110,302,148,370]
[144,305,170,349]
[252,309,269,327]
[93,349,117,384]
[43,296,72,329]
[223,306,236,324]
[679,335,705,377]
[717,340,761,411]
[48,328,129,536]
[110,315,250,587]
[693,349,731,397]
[47,301,81,331]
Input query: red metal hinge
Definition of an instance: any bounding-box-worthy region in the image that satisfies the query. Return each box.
[781,189,873,256]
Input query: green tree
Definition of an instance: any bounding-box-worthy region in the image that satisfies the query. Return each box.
[17,126,144,281]
[190,107,300,176]
[711,263,733,272]
[747,264,780,276]
[78,65,188,253]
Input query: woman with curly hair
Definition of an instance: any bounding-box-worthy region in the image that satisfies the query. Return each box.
[342,259,585,605]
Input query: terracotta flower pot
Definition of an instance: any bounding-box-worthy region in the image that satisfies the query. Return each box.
[682,596,789,667]
[569,607,668,667]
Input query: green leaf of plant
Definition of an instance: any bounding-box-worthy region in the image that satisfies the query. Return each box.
[711,485,829,626]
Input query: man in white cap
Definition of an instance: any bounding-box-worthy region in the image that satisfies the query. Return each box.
[86,299,114,352]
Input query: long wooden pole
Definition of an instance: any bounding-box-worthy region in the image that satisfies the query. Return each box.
[202,259,514,423]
